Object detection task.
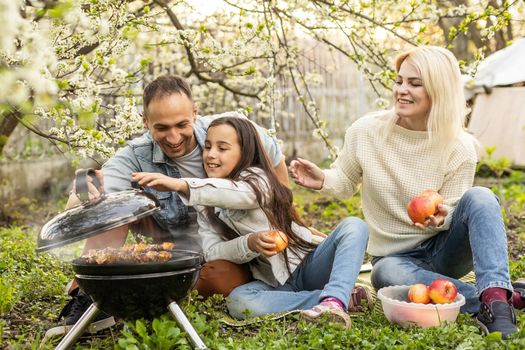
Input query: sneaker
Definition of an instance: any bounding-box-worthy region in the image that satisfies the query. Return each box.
[348,284,374,313]
[44,290,115,338]
[300,299,351,329]
[476,301,517,339]
[512,279,525,306]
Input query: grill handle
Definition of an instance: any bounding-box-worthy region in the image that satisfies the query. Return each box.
[74,168,104,205]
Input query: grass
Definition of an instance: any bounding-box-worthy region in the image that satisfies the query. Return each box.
[1,174,525,349]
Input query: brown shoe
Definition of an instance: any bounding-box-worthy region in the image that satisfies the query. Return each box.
[348,284,374,313]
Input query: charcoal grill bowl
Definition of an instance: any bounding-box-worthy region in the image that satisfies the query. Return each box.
[75,267,200,320]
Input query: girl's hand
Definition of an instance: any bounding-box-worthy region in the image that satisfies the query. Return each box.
[248,231,278,257]
[309,227,327,245]
[132,172,183,192]
[288,158,325,190]
[308,227,327,238]
[414,204,448,229]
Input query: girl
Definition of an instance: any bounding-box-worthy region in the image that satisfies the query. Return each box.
[289,46,521,338]
[132,116,372,329]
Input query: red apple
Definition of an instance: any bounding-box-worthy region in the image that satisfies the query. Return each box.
[428,278,458,304]
[407,190,444,224]
[269,230,289,253]
[421,189,444,208]
[408,283,431,304]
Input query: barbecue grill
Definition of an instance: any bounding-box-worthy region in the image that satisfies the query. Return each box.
[38,169,208,349]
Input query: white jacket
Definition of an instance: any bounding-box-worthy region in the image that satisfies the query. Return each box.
[180,168,313,287]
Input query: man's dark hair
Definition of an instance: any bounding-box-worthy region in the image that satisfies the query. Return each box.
[143,75,193,112]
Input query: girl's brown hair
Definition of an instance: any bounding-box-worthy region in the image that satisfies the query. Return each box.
[204,116,316,272]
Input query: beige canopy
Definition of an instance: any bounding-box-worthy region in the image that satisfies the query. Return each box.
[465,38,525,166]
[468,87,525,166]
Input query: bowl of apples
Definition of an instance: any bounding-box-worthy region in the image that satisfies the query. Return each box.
[377,279,465,328]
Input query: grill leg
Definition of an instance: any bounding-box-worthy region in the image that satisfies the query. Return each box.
[167,301,208,350]
[55,303,100,350]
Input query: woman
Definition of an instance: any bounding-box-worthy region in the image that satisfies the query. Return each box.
[289,46,521,338]
[133,116,373,329]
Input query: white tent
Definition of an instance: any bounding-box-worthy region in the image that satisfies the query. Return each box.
[465,38,525,166]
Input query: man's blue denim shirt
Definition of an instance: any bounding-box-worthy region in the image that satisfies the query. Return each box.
[101,113,283,250]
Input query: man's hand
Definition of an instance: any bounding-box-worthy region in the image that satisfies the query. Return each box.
[288,158,325,190]
[66,169,105,209]
[247,231,278,257]
[414,204,448,229]
[273,158,290,187]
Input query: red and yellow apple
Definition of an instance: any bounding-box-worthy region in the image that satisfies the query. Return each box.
[421,190,444,208]
[407,190,444,224]
[428,278,458,304]
[269,230,289,253]
[407,283,431,304]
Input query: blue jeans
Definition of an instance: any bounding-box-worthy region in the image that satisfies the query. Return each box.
[371,187,512,314]
[227,217,369,319]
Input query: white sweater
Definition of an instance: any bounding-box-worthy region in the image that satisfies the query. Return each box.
[321,114,478,256]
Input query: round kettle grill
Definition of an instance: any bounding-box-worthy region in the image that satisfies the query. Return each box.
[38,169,207,350]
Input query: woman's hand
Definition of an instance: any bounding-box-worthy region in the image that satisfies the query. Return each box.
[414,204,448,229]
[247,231,278,257]
[288,158,325,190]
[132,172,186,193]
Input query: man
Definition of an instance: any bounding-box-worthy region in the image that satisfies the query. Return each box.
[51,75,288,335]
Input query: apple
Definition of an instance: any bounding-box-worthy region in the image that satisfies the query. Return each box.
[269,230,289,253]
[407,189,444,224]
[428,278,458,304]
[421,189,444,208]
[408,283,431,304]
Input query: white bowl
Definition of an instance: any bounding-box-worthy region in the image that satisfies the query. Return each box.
[377,285,465,328]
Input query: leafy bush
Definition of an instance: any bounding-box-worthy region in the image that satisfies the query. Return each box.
[0,226,71,321]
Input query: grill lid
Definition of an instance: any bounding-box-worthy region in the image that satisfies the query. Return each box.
[37,169,161,252]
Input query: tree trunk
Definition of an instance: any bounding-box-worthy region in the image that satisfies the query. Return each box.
[0,111,21,156]
[438,16,470,60]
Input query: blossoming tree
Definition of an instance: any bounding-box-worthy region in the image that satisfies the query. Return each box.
[1,0,523,160]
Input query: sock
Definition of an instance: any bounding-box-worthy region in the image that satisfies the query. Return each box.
[481,287,509,305]
[512,291,525,309]
[322,297,344,309]
[66,279,79,296]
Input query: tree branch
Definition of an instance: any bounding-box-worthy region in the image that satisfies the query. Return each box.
[154,0,261,99]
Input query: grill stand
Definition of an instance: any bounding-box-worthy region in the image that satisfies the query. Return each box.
[55,303,100,350]
[54,302,208,350]
[167,301,208,350]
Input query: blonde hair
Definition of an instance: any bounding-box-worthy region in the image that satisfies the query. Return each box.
[380,46,469,164]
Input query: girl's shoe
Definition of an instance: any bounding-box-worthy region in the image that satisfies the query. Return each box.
[300,299,351,329]
[348,284,375,313]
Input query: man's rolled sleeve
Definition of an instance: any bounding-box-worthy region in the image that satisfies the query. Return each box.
[101,146,141,193]
[256,127,283,167]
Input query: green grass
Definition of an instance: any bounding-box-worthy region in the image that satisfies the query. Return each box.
[1,179,525,349]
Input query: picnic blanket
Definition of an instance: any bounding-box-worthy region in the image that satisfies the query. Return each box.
[219,270,476,326]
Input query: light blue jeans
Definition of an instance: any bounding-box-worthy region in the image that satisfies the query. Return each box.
[227,217,369,319]
[371,187,512,314]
